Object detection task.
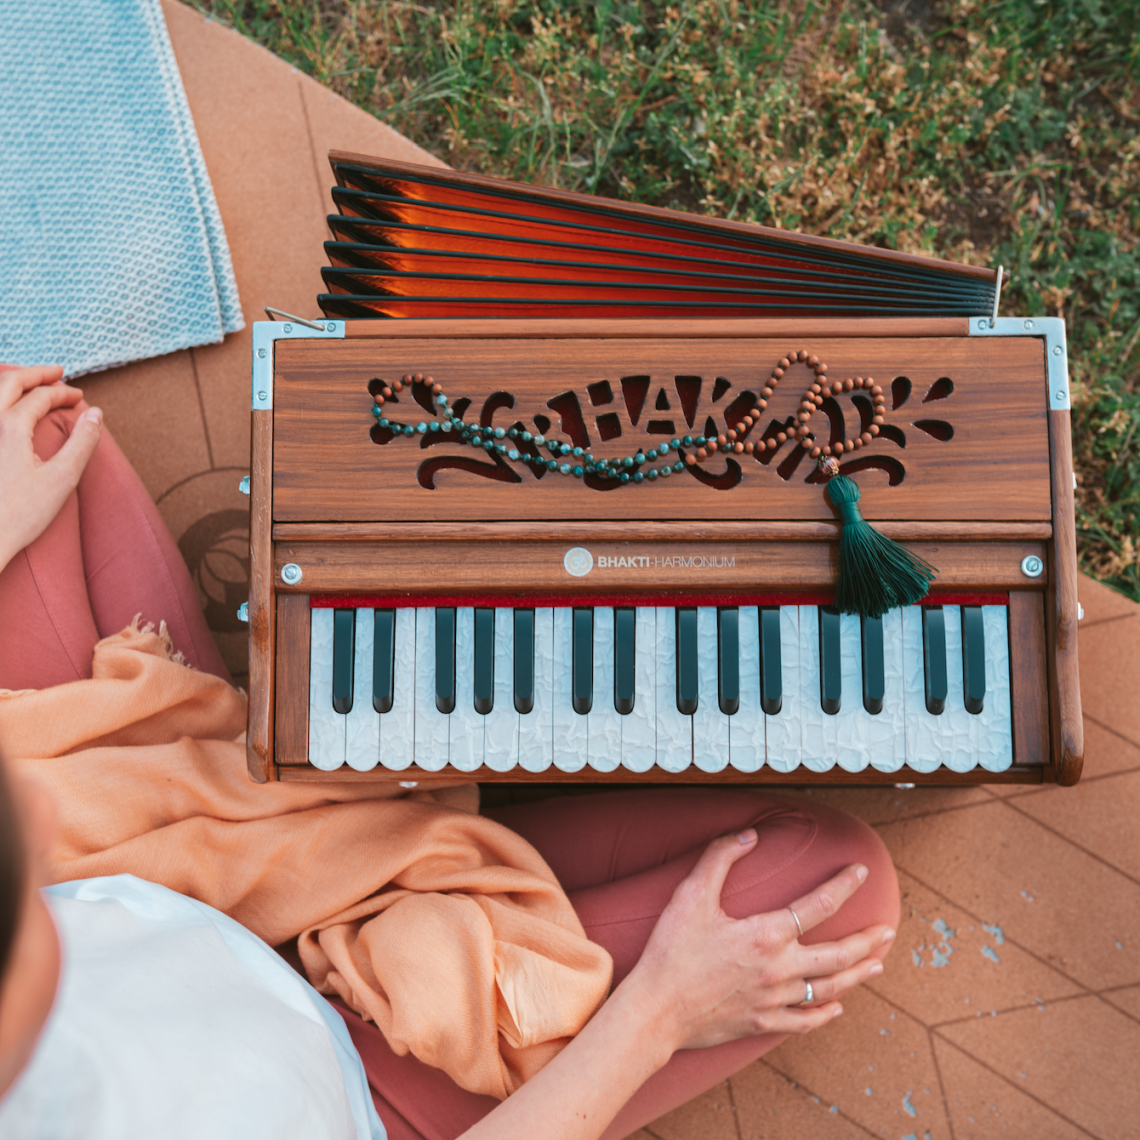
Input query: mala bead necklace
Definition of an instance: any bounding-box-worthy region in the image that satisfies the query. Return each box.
[369,362,937,617]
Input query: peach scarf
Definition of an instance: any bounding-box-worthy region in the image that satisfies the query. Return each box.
[0,623,612,1099]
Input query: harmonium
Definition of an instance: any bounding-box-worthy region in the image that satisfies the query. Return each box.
[244,152,1083,788]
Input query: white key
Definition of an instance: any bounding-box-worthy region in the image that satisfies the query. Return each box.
[308,608,345,770]
[835,612,869,773]
[345,608,379,771]
[518,607,554,772]
[730,606,764,772]
[450,607,483,772]
[414,607,450,771]
[552,607,588,772]
[693,607,730,772]
[977,605,1013,772]
[381,609,416,772]
[902,606,942,773]
[622,608,657,773]
[765,606,800,772]
[868,608,907,773]
[941,606,976,772]
[656,607,692,772]
[588,608,622,772]
[484,607,517,772]
[799,606,836,772]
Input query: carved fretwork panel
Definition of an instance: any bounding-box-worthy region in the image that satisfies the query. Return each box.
[272,336,1051,523]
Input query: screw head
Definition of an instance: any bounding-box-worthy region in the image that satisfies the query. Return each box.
[1055,390,1066,402]
[399,781,419,788]
[257,347,267,358]
[327,323,336,332]
[1024,319,1034,330]
[281,563,303,585]
[283,322,292,333]
[257,390,267,402]
[1021,554,1044,578]
[977,318,988,330]
[1052,344,1063,356]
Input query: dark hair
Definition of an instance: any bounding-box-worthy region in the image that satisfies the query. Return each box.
[0,755,25,984]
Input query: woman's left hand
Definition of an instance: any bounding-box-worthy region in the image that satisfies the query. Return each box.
[0,365,103,575]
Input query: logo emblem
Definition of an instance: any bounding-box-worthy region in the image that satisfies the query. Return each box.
[563,547,593,577]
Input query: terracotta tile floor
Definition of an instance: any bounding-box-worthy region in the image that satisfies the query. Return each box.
[88,7,1139,1137]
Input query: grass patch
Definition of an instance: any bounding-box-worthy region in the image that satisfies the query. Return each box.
[195,0,1140,600]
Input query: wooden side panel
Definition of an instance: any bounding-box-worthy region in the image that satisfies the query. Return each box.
[274,595,311,766]
[272,336,1053,524]
[246,409,275,782]
[1009,591,1049,767]
[1048,410,1083,784]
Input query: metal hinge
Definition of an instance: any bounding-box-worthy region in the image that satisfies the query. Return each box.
[968,316,1070,411]
[251,314,344,410]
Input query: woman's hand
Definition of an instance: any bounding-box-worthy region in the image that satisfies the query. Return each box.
[617,829,895,1053]
[0,365,103,575]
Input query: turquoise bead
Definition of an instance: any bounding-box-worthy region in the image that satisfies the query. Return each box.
[634,453,646,464]
[572,446,583,458]
[659,442,671,454]
[673,461,684,472]
[647,468,659,480]
[494,427,505,439]
[573,465,584,478]
[521,431,532,442]
[633,471,644,483]
[436,394,447,405]
[442,422,452,432]
[647,449,658,460]
[560,463,571,475]
[429,421,440,432]
[683,435,693,446]
[508,449,520,460]
[416,422,428,433]
[621,456,633,468]
[671,438,681,449]
[547,459,558,471]
[534,434,546,446]
[660,465,672,477]
[619,472,630,484]
[472,435,482,446]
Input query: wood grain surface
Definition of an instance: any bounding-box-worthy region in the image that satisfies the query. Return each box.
[246,410,275,783]
[1010,590,1050,767]
[272,335,1051,523]
[274,594,311,766]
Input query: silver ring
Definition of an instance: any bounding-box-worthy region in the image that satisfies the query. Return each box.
[803,980,814,1004]
[787,906,804,937]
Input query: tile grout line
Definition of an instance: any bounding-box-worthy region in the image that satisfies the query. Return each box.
[154,464,249,507]
[929,989,1093,1030]
[926,1023,960,1140]
[758,1059,887,1137]
[188,347,215,470]
[1077,613,1139,631]
[994,796,1140,888]
[723,1075,744,1140]
[882,866,1097,999]
[1093,989,1140,1028]
[1082,711,1140,754]
[930,1031,1103,1140]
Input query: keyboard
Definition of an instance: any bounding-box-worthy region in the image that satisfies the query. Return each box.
[306,603,1012,776]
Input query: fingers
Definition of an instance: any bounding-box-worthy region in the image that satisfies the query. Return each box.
[761,1002,843,1037]
[43,407,103,496]
[0,365,66,411]
[800,924,896,979]
[785,953,884,1008]
[780,863,869,938]
[675,828,760,914]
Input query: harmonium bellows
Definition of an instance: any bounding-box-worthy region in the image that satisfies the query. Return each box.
[244,152,1083,787]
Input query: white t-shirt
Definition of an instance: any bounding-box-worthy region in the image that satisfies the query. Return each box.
[0,875,385,1140]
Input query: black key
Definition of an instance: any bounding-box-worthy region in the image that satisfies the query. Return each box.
[435,607,456,714]
[861,614,885,716]
[514,609,535,715]
[614,607,636,715]
[572,607,593,715]
[818,606,841,715]
[372,609,395,714]
[961,605,986,715]
[923,605,947,715]
[675,607,698,715]
[332,608,355,715]
[718,607,739,715]
[474,607,495,715]
[760,607,782,716]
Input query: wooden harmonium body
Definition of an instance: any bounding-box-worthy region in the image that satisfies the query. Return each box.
[246,320,1082,787]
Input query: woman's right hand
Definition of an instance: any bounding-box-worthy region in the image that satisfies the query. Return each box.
[0,364,102,575]
[616,829,895,1052]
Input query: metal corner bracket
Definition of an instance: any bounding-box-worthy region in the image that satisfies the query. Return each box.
[251,317,345,410]
[968,315,1070,411]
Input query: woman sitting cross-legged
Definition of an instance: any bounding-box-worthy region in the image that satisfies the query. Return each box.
[0,363,899,1140]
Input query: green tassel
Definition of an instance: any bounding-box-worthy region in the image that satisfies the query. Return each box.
[825,475,937,619]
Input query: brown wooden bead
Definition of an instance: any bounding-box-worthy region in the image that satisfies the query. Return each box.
[375,395,385,406]
[871,385,883,397]
[734,441,744,454]
[798,412,811,423]
[402,373,413,383]
[735,422,746,433]
[381,387,392,398]
[776,431,787,443]
[863,377,875,389]
[707,440,718,452]
[860,431,873,445]
[744,441,755,454]
[843,378,855,392]
[810,446,822,458]
[756,399,767,410]
[431,383,442,395]
[872,415,885,425]
[761,387,773,399]
[772,368,784,379]
[742,415,754,427]
[852,437,863,450]
[717,434,728,447]
[816,363,828,374]
[683,453,695,466]
[779,358,790,369]
[392,380,404,392]
[696,448,708,460]
[810,383,822,395]
[869,424,880,436]
[813,394,824,406]
[819,385,832,398]
[800,437,812,449]
[808,355,819,367]
[873,395,886,406]
[767,438,778,450]
[796,350,807,361]
[750,408,762,419]
[844,439,855,452]
[822,445,832,456]
[727,428,738,441]
[414,373,425,383]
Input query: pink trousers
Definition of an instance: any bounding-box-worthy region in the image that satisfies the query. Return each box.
[1,410,900,1140]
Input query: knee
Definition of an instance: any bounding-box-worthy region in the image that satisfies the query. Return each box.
[32,403,88,462]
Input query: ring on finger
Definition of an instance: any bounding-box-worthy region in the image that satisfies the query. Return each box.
[787,906,804,938]
[803,980,814,1004]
